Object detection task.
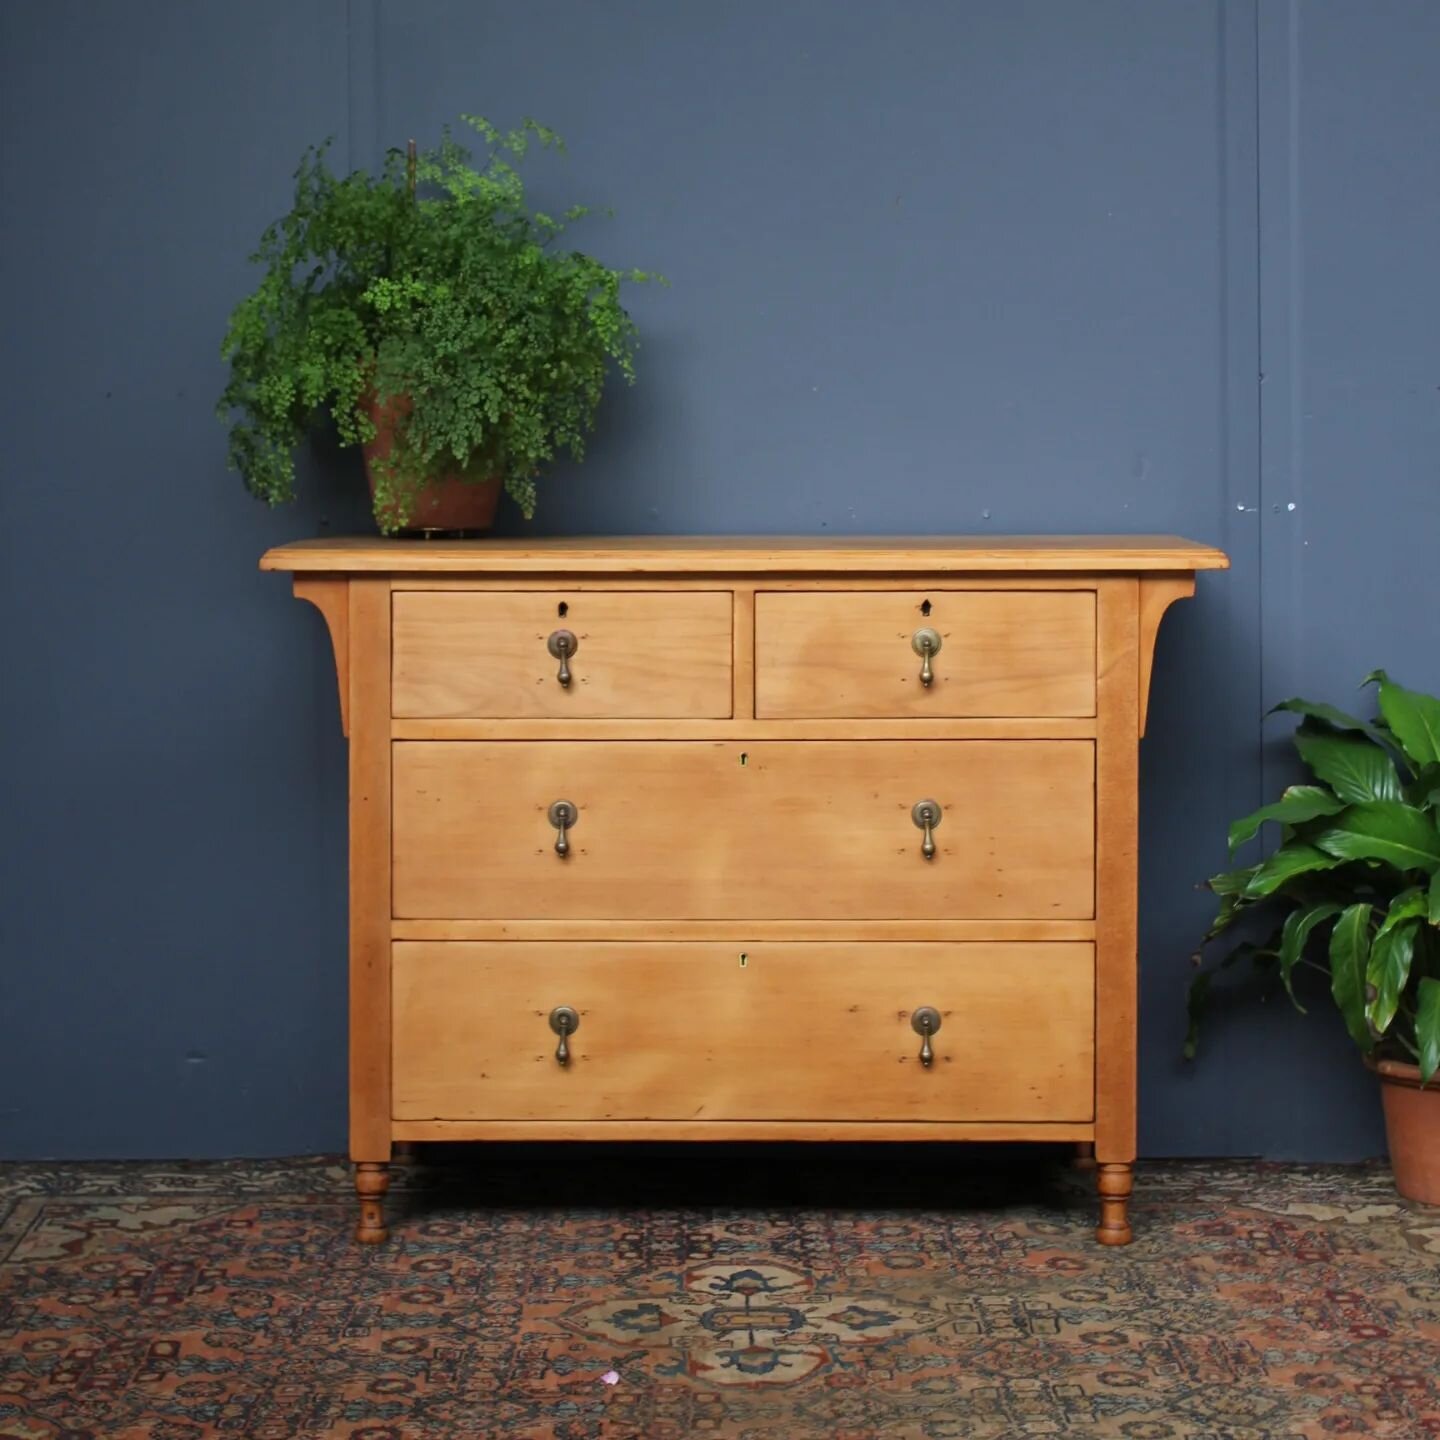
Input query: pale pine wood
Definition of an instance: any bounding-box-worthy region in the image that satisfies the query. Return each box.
[390,918,1098,942]
[391,739,1095,921]
[392,590,733,718]
[392,1119,1095,1142]
[392,717,1099,741]
[1093,577,1140,1244]
[389,575,1110,593]
[354,1162,389,1245]
[347,580,393,1167]
[755,590,1095,718]
[1096,1162,1133,1245]
[733,583,757,718]
[292,577,349,736]
[391,942,1095,1123]
[261,534,1232,574]
[1137,574,1196,736]
[270,533,1221,1246]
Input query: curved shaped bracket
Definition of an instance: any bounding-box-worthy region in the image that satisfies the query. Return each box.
[1138,574,1195,737]
[293,576,349,736]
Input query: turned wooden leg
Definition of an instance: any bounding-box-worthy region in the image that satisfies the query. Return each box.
[1072,1141,1096,1170]
[1096,1162,1133,1245]
[355,1161,390,1244]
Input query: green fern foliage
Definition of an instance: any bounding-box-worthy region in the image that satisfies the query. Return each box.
[218,116,659,530]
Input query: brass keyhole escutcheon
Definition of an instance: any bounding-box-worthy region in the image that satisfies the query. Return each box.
[911,798,942,860]
[911,1007,942,1067]
[548,800,578,857]
[547,628,578,687]
[911,627,942,687]
[549,1006,579,1065]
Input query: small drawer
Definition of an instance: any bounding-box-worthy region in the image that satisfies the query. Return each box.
[754,590,1096,718]
[391,941,1096,1122]
[392,590,733,718]
[392,739,1095,920]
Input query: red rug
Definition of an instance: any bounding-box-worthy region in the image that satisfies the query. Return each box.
[1,1151,1438,1438]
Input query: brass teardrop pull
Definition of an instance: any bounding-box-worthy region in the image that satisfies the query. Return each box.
[547,629,578,687]
[549,1006,579,1065]
[911,798,942,860]
[911,627,942,687]
[911,1007,942,1067]
[548,800,578,857]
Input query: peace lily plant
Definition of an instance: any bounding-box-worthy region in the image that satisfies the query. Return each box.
[1187,672,1440,1200]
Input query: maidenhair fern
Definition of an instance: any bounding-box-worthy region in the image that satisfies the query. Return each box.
[218,115,659,530]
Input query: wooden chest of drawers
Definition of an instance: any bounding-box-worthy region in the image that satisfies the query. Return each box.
[262,535,1227,1244]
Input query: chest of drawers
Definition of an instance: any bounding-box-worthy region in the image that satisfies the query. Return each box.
[262,535,1227,1244]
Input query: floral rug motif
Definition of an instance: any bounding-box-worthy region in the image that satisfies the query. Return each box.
[1,1151,1438,1438]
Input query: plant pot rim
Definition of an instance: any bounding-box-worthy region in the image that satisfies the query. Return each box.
[1365,1055,1432,1089]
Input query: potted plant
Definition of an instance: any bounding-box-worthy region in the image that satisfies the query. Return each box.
[1186,671,1440,1202]
[218,115,658,533]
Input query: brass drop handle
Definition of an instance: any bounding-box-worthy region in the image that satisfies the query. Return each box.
[911,1007,942,1067]
[548,800,578,857]
[547,629,578,687]
[549,1006,579,1065]
[911,627,942,687]
[911,798,942,860]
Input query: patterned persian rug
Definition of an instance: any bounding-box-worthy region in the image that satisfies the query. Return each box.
[1,1148,1438,1439]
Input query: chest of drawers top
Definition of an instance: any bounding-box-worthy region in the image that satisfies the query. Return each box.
[261,533,1228,576]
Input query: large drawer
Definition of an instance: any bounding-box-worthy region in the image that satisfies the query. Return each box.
[392,590,733,718]
[392,740,1094,919]
[754,590,1096,718]
[391,942,1096,1122]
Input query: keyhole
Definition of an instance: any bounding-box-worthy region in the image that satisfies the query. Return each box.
[739,752,748,766]
[739,953,748,968]
[557,601,569,618]
[920,599,932,616]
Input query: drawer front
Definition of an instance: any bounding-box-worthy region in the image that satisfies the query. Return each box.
[392,740,1094,919]
[754,590,1096,718]
[392,942,1095,1122]
[392,591,733,718]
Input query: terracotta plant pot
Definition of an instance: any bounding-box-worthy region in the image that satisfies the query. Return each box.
[1369,1057,1440,1204]
[361,394,501,535]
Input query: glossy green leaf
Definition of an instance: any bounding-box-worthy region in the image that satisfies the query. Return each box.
[1269,697,1384,742]
[1313,803,1440,874]
[1329,903,1374,1052]
[1227,785,1345,857]
[1376,888,1428,941]
[1294,721,1402,803]
[1203,864,1260,938]
[1242,845,1341,898]
[1366,920,1416,1037]
[1208,866,1258,895]
[1431,870,1440,926]
[1418,978,1440,1084]
[1366,671,1440,768]
[1277,903,1341,1008]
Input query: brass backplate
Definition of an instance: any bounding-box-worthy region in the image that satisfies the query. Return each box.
[546,628,579,658]
[911,799,943,830]
[911,1006,942,1036]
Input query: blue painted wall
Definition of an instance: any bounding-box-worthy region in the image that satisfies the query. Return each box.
[1,1,1435,1159]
